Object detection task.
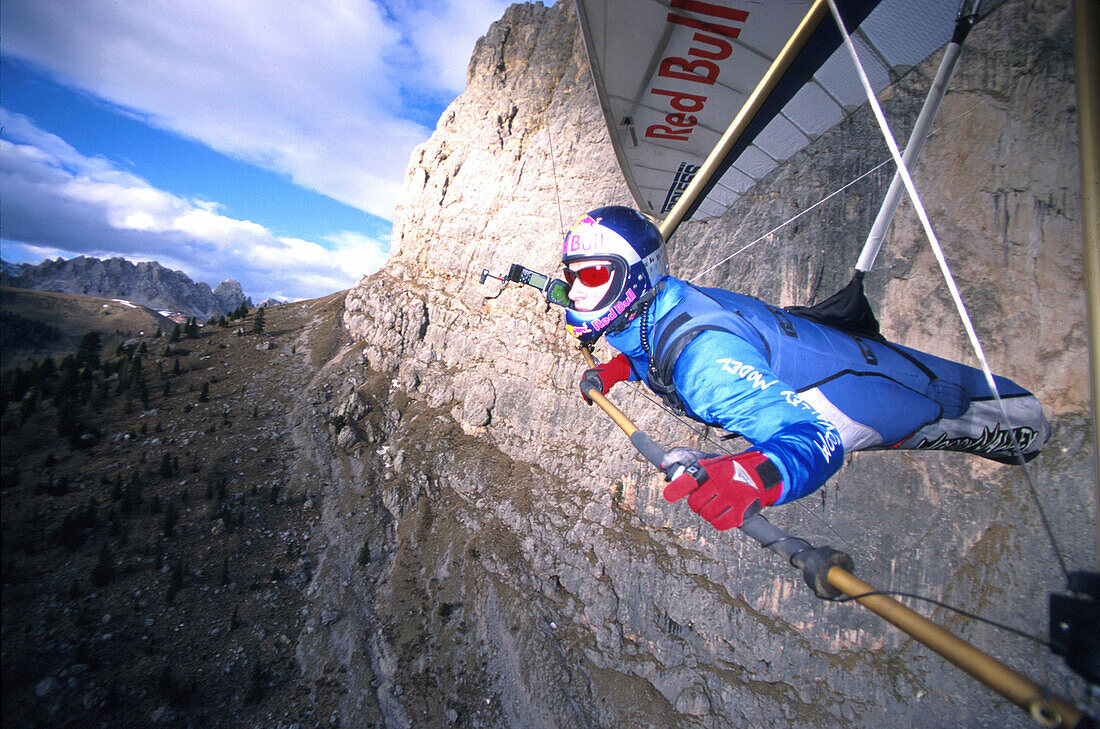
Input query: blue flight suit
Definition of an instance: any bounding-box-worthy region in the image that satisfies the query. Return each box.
[605,277,1049,504]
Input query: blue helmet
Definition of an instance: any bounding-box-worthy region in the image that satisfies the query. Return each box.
[562,206,668,344]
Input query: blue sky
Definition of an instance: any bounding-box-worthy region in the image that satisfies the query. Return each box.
[0,0,515,302]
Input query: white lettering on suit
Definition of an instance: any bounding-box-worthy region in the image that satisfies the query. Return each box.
[716,358,776,391]
[781,389,842,462]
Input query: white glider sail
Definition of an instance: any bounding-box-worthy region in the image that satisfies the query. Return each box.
[574,0,996,225]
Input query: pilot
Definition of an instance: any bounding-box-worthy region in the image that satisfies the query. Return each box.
[562,206,1049,530]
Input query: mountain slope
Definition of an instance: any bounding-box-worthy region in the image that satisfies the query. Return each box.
[1,287,175,367]
[1,295,358,727]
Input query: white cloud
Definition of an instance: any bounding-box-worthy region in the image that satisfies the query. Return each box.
[0,0,513,221]
[389,0,523,92]
[0,110,387,302]
[325,230,393,279]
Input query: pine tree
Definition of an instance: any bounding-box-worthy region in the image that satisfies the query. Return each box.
[252,307,266,334]
[76,331,102,370]
[163,501,178,537]
[4,367,31,408]
[159,453,174,478]
[57,399,78,439]
[53,357,80,407]
[138,380,150,411]
[89,543,114,587]
[244,661,265,704]
[166,559,184,603]
[38,357,57,380]
[121,472,142,515]
[58,511,85,550]
[20,390,38,422]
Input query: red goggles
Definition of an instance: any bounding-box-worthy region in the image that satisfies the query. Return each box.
[563,264,612,287]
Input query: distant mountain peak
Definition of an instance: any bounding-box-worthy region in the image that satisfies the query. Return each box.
[214,279,246,300]
[0,255,250,320]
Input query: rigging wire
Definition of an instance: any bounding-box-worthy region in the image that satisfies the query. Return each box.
[688,158,893,284]
[648,95,1007,571]
[688,76,997,286]
[593,0,1073,635]
[832,590,1052,648]
[632,82,1065,599]
[538,31,1075,683]
[825,0,1071,583]
[547,121,565,238]
[554,0,1076,659]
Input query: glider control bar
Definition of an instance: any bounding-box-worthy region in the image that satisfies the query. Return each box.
[578,348,1093,728]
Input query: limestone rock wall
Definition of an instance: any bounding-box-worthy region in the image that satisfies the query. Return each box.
[322,2,1096,727]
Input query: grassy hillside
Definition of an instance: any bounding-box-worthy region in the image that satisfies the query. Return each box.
[1,287,176,368]
[1,293,350,727]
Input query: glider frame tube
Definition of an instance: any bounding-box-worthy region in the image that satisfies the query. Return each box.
[855,6,976,273]
[1074,0,1100,566]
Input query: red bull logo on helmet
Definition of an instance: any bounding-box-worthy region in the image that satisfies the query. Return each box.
[562,214,605,257]
[562,214,639,264]
[565,322,593,340]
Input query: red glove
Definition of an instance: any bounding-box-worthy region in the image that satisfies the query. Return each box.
[663,451,783,530]
[579,353,631,403]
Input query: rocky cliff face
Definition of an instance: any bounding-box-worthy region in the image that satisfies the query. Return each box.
[302,2,1094,727]
[2,256,250,320]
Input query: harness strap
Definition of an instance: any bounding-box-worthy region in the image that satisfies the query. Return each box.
[641,299,737,418]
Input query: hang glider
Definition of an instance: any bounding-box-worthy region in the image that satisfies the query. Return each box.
[570,0,1100,724]
[574,0,1003,228]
